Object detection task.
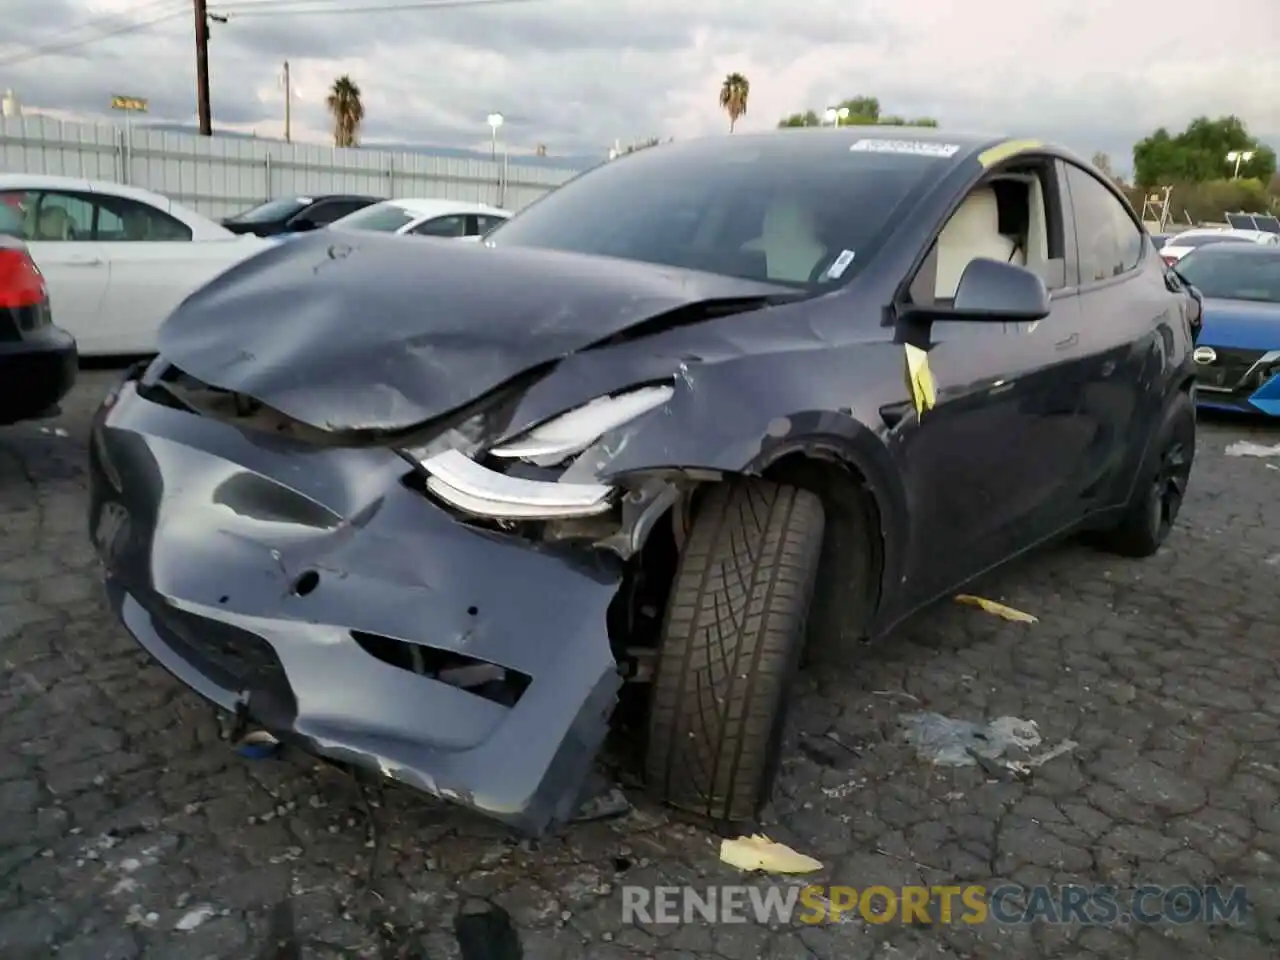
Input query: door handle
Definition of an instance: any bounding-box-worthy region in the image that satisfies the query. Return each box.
[65,257,103,266]
[1054,333,1079,350]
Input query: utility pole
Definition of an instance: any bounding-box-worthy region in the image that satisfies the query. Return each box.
[193,0,212,135]
[282,61,291,142]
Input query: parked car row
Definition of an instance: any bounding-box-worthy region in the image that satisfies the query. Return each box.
[1157,226,1279,265]
[0,175,512,360]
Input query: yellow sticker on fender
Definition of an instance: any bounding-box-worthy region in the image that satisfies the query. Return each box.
[977,138,1043,168]
[904,343,937,418]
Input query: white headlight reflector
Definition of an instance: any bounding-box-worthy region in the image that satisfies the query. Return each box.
[489,385,674,461]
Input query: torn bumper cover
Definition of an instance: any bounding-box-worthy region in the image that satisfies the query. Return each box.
[88,379,624,835]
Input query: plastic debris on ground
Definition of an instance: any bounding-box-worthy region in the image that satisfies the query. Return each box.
[898,712,1077,781]
[719,834,824,874]
[954,594,1038,623]
[234,730,281,759]
[1224,441,1280,458]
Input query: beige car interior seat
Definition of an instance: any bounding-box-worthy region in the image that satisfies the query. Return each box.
[753,197,827,284]
[35,205,75,241]
[934,187,1022,299]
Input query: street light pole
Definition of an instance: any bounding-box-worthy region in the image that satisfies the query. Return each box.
[1226,149,1255,179]
[486,112,504,204]
[487,112,503,161]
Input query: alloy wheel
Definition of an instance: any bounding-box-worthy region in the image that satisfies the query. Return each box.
[1148,439,1190,541]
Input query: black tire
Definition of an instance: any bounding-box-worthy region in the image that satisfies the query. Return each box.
[645,479,825,822]
[1092,390,1195,558]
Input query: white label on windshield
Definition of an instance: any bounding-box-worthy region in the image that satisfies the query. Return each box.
[297,196,314,204]
[849,139,960,158]
[826,249,856,279]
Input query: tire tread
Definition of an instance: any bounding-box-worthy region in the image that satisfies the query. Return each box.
[645,480,824,820]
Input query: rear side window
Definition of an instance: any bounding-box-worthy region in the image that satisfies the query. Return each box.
[1065,165,1144,283]
[411,214,467,238]
[476,215,507,235]
[95,196,192,241]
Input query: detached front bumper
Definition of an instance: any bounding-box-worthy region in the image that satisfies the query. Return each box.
[88,378,623,835]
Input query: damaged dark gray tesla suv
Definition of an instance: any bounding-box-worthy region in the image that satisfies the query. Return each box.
[88,129,1202,835]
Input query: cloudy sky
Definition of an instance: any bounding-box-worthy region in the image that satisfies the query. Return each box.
[1,0,1276,170]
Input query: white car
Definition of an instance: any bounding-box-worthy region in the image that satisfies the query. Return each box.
[326,198,510,239]
[0,174,270,355]
[1159,227,1279,264]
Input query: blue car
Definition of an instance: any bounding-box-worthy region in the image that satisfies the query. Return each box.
[1175,243,1280,415]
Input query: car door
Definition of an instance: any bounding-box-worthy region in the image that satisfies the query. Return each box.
[0,187,111,352]
[1059,161,1173,512]
[893,163,1091,604]
[94,194,256,354]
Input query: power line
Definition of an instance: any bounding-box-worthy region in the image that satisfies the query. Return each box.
[214,0,551,18]
[0,2,189,68]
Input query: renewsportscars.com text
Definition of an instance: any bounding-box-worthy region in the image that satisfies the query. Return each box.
[621,883,1250,926]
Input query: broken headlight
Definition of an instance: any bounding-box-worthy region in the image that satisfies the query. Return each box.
[403,384,673,520]
[488,384,674,467]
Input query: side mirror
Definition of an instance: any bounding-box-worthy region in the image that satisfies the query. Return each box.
[287,217,319,233]
[901,258,1051,324]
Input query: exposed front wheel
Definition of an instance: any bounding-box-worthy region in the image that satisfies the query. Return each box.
[1092,391,1195,558]
[644,480,825,822]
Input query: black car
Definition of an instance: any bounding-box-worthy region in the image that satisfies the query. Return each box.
[0,233,77,426]
[88,129,1201,835]
[221,194,384,237]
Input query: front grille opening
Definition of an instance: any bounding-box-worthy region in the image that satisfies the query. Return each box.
[351,630,530,707]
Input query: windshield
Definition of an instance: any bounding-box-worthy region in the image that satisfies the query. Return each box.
[228,197,310,224]
[486,137,945,288]
[1176,249,1280,303]
[330,202,417,233]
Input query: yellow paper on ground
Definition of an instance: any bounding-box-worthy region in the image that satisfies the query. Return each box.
[719,834,824,874]
[955,594,1038,623]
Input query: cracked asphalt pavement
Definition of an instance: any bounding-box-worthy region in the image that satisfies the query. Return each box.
[2,369,1279,959]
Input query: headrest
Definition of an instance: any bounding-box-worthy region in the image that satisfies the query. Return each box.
[762,198,818,242]
[944,187,1001,238]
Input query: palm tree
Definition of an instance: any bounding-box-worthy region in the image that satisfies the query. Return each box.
[327,75,364,148]
[719,73,749,133]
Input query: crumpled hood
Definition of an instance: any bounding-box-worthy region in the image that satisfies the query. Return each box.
[157,231,792,433]
[1198,297,1280,351]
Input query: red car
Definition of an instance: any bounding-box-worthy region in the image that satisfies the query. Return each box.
[0,232,77,425]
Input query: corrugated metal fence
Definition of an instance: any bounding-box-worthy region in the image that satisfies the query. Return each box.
[0,116,582,219]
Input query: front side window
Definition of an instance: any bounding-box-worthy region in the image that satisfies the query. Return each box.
[329,202,417,234]
[0,190,94,241]
[94,195,192,241]
[1174,249,1280,303]
[1065,165,1143,282]
[411,214,467,238]
[487,137,944,288]
[0,194,24,238]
